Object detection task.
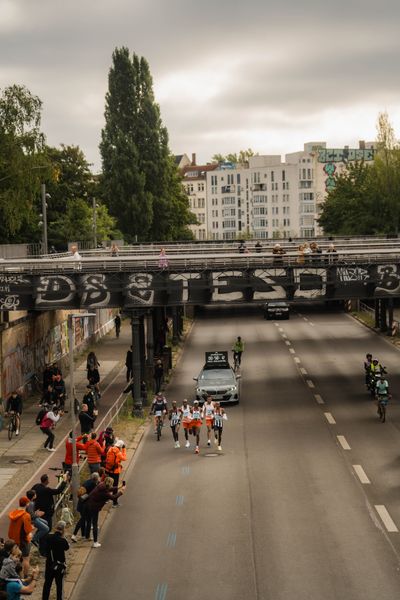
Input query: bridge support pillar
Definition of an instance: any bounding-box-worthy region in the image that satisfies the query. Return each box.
[387,298,394,336]
[172,307,180,345]
[146,310,154,366]
[139,314,146,380]
[130,311,146,413]
[380,299,388,333]
[154,307,167,357]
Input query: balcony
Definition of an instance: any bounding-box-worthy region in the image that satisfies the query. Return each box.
[221,185,235,194]
[251,183,267,191]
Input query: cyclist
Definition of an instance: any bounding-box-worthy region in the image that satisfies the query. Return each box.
[169,401,181,448]
[375,374,391,423]
[232,336,244,367]
[202,396,215,447]
[6,391,23,436]
[364,353,373,387]
[191,400,203,454]
[213,402,227,451]
[180,399,192,448]
[151,392,167,434]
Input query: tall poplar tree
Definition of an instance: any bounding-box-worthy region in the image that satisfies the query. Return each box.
[100,48,194,242]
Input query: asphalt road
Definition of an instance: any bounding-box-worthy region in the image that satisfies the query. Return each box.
[72,305,400,600]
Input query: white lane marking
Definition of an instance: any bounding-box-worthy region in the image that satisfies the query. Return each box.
[294,357,301,364]
[303,317,309,322]
[274,322,279,326]
[310,322,315,327]
[314,394,324,404]
[300,367,308,375]
[278,328,284,333]
[282,334,287,339]
[285,340,291,346]
[353,465,371,485]
[337,435,351,450]
[375,505,399,533]
[289,348,295,354]
[298,313,303,317]
[324,412,336,425]
[306,380,315,388]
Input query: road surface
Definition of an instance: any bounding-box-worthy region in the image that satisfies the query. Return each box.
[72,305,400,599]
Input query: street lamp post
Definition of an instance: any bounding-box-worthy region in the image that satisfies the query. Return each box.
[68,312,96,510]
[40,183,50,255]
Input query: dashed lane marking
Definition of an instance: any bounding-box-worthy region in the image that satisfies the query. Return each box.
[155,583,168,600]
[306,380,315,388]
[176,495,184,506]
[353,465,371,484]
[303,317,309,322]
[300,367,308,375]
[282,334,287,339]
[294,357,301,364]
[324,412,336,425]
[337,435,351,450]
[375,505,398,533]
[285,341,291,346]
[166,532,177,547]
[289,348,295,354]
[278,328,284,333]
[314,394,324,404]
[181,466,190,476]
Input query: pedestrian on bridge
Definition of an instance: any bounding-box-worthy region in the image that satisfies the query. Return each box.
[158,247,168,269]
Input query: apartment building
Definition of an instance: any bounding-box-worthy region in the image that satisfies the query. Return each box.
[180,141,375,241]
[181,154,218,240]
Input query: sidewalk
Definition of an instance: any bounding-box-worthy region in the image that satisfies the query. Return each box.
[0,319,131,524]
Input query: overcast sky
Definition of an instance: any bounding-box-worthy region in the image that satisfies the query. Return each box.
[1,0,399,171]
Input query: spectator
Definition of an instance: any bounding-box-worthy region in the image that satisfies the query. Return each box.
[86,477,125,547]
[158,247,168,269]
[4,562,38,599]
[32,473,68,531]
[82,388,97,417]
[124,379,147,403]
[87,364,100,389]
[70,244,81,260]
[114,313,121,338]
[86,351,100,372]
[85,432,104,473]
[41,385,56,408]
[310,241,322,263]
[98,427,115,467]
[154,359,164,394]
[8,497,33,577]
[238,240,246,253]
[0,543,22,592]
[297,244,305,264]
[42,520,69,600]
[71,472,100,542]
[25,490,49,553]
[255,241,262,253]
[105,440,127,507]
[110,242,119,257]
[326,242,338,263]
[125,346,133,381]
[52,374,66,411]
[0,539,18,571]
[39,407,61,451]
[63,432,87,474]
[79,404,96,435]
[272,243,286,264]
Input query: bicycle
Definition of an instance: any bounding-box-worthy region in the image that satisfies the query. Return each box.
[155,414,163,441]
[6,412,19,441]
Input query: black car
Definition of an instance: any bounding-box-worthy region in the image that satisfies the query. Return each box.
[263,301,290,320]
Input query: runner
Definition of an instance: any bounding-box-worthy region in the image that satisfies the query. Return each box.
[191,400,203,455]
[169,401,181,448]
[180,399,192,448]
[213,402,227,451]
[202,396,215,447]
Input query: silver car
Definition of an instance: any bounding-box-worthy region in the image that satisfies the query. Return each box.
[194,351,241,404]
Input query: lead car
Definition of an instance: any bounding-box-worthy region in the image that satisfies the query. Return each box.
[194,351,241,405]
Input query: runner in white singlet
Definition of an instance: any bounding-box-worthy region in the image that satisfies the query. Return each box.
[202,396,215,447]
[169,401,181,448]
[180,399,192,448]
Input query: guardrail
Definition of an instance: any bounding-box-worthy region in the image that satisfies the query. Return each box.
[54,390,135,514]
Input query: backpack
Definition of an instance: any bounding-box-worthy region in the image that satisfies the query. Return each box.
[36,408,47,426]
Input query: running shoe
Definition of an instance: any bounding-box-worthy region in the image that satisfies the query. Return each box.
[218,445,222,451]
[93,542,101,548]
[185,440,190,448]
[47,448,56,452]
[207,440,211,446]
[214,437,218,445]
[71,535,78,543]
[195,446,199,454]
[176,441,180,448]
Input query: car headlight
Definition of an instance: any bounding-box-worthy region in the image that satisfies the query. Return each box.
[228,386,237,392]
[196,388,202,394]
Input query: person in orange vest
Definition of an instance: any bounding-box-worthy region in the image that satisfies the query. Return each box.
[105,439,126,507]
[63,432,87,474]
[85,432,105,473]
[8,496,33,577]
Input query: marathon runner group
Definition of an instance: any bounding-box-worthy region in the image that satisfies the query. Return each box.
[151,394,227,454]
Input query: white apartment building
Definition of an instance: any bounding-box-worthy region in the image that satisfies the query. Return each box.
[181,142,375,241]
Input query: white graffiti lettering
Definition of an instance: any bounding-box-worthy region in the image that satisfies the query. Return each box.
[81,274,110,307]
[0,295,20,310]
[253,269,287,300]
[211,271,243,302]
[168,272,201,302]
[36,275,76,305]
[0,274,29,284]
[375,264,400,294]
[337,267,369,282]
[126,273,154,305]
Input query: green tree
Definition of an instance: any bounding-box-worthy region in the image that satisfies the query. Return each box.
[50,198,119,245]
[211,148,257,165]
[0,85,51,242]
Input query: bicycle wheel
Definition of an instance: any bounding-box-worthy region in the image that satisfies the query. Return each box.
[157,420,162,441]
[8,419,14,441]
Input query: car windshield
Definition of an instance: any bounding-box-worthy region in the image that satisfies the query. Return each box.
[198,369,235,384]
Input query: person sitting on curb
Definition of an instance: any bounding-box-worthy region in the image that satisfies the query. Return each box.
[25,490,49,554]
[4,561,39,600]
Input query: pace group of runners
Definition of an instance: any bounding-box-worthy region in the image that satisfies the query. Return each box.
[151,394,227,454]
